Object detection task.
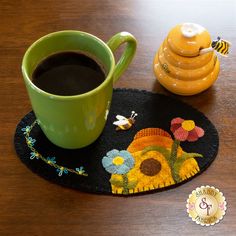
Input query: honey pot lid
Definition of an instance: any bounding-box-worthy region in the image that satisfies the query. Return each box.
[167,23,211,57]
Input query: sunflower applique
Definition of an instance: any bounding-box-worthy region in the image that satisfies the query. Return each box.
[102,118,205,195]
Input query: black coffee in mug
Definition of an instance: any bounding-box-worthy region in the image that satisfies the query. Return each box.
[32,51,106,96]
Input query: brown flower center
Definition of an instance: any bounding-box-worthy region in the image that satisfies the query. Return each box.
[140,158,162,176]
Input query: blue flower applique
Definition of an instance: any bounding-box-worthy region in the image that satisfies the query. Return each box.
[102,149,135,174]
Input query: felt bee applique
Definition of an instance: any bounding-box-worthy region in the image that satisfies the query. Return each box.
[113,111,138,131]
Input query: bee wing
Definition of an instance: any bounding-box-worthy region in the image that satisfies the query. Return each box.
[116,115,127,120]
[113,120,129,126]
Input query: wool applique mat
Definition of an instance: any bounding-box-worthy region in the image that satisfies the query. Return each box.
[14,89,219,195]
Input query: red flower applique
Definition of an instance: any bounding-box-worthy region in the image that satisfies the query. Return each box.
[171,118,204,142]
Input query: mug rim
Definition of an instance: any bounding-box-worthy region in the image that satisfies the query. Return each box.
[22,30,115,100]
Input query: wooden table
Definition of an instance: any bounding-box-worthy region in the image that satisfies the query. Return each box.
[1,0,236,235]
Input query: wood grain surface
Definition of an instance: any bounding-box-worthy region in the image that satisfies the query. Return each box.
[0,0,236,235]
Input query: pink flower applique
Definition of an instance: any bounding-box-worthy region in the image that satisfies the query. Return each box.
[170,117,204,142]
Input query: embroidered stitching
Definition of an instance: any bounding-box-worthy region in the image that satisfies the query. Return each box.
[21,120,88,177]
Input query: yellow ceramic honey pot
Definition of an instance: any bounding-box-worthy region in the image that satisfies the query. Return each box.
[153,23,230,95]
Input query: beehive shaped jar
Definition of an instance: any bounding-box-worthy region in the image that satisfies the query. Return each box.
[153,23,220,95]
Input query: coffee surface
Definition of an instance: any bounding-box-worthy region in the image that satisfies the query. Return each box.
[32,51,105,96]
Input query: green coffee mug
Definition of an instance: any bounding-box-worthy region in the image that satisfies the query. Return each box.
[22,31,136,149]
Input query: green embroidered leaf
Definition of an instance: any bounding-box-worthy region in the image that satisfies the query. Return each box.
[127,180,138,189]
[110,178,124,187]
[141,146,171,162]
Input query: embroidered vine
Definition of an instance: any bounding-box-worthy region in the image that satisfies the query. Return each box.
[21,120,88,177]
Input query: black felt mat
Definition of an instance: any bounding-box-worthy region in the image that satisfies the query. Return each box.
[14,89,219,195]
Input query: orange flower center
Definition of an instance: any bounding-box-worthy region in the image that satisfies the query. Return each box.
[182,120,195,131]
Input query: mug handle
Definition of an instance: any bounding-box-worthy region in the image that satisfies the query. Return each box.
[107,32,137,83]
